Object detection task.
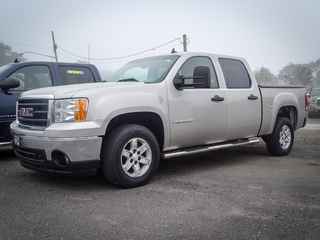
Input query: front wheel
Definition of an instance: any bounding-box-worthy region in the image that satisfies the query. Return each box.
[264,117,294,156]
[101,124,160,188]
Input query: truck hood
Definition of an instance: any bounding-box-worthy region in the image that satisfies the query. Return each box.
[20,82,146,99]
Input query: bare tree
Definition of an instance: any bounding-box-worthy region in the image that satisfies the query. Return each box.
[312,71,320,87]
[253,67,275,84]
[0,43,26,66]
[278,63,312,86]
[309,59,320,87]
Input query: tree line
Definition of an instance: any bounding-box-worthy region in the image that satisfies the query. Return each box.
[0,42,27,66]
[254,60,320,89]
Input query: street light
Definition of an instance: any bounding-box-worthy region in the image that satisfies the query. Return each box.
[19,51,55,59]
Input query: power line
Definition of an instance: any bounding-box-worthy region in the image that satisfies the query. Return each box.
[1,35,189,63]
[0,40,52,51]
[57,36,184,61]
[87,42,182,65]
[54,51,80,62]
[54,41,181,65]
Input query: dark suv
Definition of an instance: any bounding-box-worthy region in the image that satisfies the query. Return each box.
[0,61,102,144]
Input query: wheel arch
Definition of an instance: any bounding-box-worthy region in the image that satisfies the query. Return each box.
[277,105,298,130]
[104,112,165,151]
[261,104,298,138]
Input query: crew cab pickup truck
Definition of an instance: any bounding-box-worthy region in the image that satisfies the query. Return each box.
[10,52,308,188]
[0,61,102,144]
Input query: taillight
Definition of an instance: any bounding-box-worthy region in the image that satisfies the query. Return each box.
[305,93,308,111]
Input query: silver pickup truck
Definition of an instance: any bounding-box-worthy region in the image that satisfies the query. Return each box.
[10,52,308,188]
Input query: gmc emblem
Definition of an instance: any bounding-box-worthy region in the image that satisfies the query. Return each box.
[19,108,33,117]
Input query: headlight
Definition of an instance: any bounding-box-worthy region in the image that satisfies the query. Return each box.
[310,99,316,103]
[54,99,88,122]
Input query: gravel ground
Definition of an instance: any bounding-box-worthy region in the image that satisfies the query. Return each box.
[0,118,319,240]
[295,118,320,143]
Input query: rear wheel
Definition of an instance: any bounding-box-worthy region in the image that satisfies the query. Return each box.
[265,117,294,156]
[101,124,160,188]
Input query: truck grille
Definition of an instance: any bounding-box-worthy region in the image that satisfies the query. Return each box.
[317,98,320,105]
[17,99,52,129]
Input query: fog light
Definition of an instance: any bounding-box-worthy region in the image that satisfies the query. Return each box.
[52,151,70,167]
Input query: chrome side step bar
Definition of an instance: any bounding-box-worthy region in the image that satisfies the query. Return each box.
[162,137,260,159]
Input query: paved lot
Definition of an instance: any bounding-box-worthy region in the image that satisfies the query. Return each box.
[0,119,319,239]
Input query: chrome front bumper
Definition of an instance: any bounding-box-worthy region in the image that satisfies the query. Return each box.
[11,132,102,176]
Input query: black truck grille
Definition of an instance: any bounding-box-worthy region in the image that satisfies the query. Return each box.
[317,98,320,105]
[17,99,50,129]
[14,146,47,166]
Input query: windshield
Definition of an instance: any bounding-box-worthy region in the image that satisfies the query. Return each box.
[105,55,180,83]
[0,63,14,76]
[311,89,320,97]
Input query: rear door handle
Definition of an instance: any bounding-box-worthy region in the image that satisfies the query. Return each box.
[248,94,258,100]
[211,95,225,102]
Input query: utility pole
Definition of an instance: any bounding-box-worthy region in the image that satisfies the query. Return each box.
[183,34,187,52]
[51,31,58,62]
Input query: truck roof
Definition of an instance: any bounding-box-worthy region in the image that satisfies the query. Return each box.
[9,61,97,67]
[171,51,245,58]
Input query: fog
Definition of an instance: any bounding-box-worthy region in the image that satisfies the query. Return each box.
[1,0,320,74]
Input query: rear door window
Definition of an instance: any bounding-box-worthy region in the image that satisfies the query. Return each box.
[58,66,95,85]
[219,58,251,88]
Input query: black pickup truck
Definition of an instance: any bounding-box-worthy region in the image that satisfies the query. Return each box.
[0,61,102,144]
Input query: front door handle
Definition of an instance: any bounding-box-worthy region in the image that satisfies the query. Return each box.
[248,94,258,100]
[211,95,225,102]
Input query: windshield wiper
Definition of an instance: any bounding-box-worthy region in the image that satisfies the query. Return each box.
[118,78,139,82]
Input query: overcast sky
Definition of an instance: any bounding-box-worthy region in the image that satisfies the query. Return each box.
[1,0,319,74]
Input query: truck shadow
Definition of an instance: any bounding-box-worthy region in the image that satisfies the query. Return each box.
[25,170,114,190]
[22,142,271,190]
[157,142,270,177]
[0,146,16,161]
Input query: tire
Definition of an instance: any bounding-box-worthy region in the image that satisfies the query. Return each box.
[101,124,160,188]
[264,117,294,156]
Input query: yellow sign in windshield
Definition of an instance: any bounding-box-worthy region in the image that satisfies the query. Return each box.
[66,70,84,75]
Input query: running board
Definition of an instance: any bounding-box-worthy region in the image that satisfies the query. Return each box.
[162,137,260,159]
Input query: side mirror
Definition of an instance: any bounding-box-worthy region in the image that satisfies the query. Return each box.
[0,77,20,92]
[173,75,184,90]
[193,66,210,88]
[173,66,211,90]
